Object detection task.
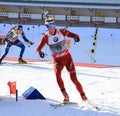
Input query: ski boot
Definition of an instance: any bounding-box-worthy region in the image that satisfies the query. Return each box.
[81,93,88,101]
[62,89,69,103]
[0,58,2,64]
[18,57,27,64]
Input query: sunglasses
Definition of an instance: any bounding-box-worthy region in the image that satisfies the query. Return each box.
[46,23,54,28]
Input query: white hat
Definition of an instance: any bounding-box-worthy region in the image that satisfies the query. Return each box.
[44,17,55,25]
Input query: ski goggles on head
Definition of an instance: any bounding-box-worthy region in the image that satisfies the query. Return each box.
[45,23,54,28]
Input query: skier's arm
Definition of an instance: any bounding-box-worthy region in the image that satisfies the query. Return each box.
[21,32,29,42]
[60,28,80,42]
[36,35,48,58]
[60,28,79,38]
[36,34,48,53]
[21,32,34,45]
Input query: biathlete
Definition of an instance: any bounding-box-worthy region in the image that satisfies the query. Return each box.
[37,17,88,102]
[0,25,34,64]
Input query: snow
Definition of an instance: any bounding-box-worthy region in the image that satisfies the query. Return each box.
[0,24,120,115]
[0,61,120,116]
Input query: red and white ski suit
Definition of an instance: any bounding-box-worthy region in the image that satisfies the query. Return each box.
[37,28,85,95]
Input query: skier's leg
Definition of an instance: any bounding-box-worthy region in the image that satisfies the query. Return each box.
[16,42,26,63]
[0,41,12,63]
[66,55,87,101]
[54,61,69,102]
[16,42,25,58]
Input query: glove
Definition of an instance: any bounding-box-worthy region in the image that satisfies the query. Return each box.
[39,52,45,58]
[28,41,34,45]
[74,37,80,42]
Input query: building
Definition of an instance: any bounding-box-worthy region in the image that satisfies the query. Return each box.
[0,0,120,28]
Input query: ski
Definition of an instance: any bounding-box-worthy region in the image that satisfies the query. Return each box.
[50,101,78,108]
[0,62,6,65]
[50,100,100,110]
[0,62,34,65]
[82,100,100,110]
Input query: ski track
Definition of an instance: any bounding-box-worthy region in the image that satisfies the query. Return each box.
[0,61,120,116]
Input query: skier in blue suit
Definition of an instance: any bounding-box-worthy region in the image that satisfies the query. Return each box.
[0,25,34,64]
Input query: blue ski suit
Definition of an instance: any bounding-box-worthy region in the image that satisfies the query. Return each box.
[0,26,31,61]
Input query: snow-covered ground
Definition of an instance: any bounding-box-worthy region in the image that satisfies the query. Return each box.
[0,60,120,116]
[0,23,120,116]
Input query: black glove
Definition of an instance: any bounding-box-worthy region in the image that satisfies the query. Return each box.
[74,37,80,42]
[39,52,45,58]
[28,41,34,45]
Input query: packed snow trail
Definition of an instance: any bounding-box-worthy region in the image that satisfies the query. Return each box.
[0,61,120,116]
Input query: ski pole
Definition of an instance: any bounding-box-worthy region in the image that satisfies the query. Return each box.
[78,42,96,63]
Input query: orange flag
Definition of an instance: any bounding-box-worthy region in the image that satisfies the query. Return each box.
[7,81,16,94]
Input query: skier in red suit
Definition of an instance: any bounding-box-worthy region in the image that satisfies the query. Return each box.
[37,17,88,102]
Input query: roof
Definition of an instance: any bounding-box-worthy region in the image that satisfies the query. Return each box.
[0,0,120,28]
